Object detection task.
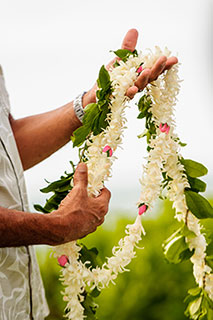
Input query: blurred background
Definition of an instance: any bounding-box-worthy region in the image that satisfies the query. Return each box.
[0,0,212,319]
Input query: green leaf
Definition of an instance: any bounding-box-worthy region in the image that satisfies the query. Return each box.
[181,159,208,178]
[113,49,137,62]
[82,293,98,320]
[182,224,197,239]
[97,65,111,90]
[187,177,207,193]
[83,103,100,126]
[179,248,195,261]
[90,288,101,298]
[71,125,90,147]
[188,287,202,297]
[185,190,213,219]
[163,229,191,264]
[43,192,68,212]
[98,104,110,130]
[137,95,152,116]
[34,204,50,213]
[79,245,102,269]
[40,177,72,193]
[179,141,187,147]
[189,296,203,316]
[137,112,146,119]
[91,112,103,136]
[200,220,213,244]
[113,60,120,68]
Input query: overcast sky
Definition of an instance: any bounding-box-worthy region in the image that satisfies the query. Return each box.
[0,0,212,215]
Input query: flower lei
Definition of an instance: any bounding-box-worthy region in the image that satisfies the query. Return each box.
[35,47,213,320]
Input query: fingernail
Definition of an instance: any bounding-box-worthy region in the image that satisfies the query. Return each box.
[77,163,87,172]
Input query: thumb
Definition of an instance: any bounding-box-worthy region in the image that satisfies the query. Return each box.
[121,28,138,52]
[73,162,88,188]
[106,29,138,71]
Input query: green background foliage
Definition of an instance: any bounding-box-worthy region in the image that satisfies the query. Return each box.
[36,200,213,320]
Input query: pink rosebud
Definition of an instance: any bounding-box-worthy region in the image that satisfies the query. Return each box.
[159,123,170,134]
[103,145,113,157]
[138,204,147,215]
[57,255,68,267]
[137,66,143,73]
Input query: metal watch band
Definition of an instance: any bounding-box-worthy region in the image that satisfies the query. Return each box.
[73,92,86,123]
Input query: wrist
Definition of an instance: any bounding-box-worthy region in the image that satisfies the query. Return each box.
[82,87,96,108]
[73,88,96,124]
[45,212,66,246]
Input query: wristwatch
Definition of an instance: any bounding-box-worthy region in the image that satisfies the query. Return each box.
[73,92,86,123]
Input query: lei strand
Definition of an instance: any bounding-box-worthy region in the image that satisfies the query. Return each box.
[36,47,213,320]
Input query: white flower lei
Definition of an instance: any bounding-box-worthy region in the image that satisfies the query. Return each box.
[52,47,213,320]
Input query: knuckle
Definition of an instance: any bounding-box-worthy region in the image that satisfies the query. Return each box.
[107,189,111,199]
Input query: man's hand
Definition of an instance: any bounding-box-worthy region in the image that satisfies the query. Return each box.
[83,29,178,106]
[10,29,178,171]
[49,163,111,245]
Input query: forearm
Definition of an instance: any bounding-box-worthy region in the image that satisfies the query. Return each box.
[0,206,61,247]
[10,91,95,170]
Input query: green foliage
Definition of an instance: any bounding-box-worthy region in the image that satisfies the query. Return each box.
[184,287,213,319]
[82,292,99,320]
[71,65,112,147]
[113,49,138,62]
[71,123,91,148]
[137,94,152,119]
[187,177,207,193]
[181,159,208,178]
[34,165,74,213]
[97,65,111,90]
[38,201,204,320]
[163,226,195,264]
[79,244,103,269]
[185,190,213,219]
[137,94,156,146]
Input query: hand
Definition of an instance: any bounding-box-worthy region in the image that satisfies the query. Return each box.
[83,29,178,105]
[49,163,111,245]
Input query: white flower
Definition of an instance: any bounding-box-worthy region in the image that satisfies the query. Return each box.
[53,48,212,319]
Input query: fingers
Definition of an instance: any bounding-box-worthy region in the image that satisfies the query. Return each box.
[96,187,111,204]
[121,28,138,52]
[73,163,88,188]
[126,86,139,99]
[134,69,151,92]
[164,56,178,70]
[106,28,138,71]
[149,56,167,82]
[94,187,111,217]
[96,217,105,226]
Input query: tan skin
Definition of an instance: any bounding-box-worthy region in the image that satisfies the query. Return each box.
[0,29,178,247]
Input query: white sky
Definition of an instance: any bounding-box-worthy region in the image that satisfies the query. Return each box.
[0,0,212,214]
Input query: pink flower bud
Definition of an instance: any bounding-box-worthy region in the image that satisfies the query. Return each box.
[103,145,113,157]
[137,66,143,73]
[57,255,68,267]
[138,204,147,215]
[159,123,170,134]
